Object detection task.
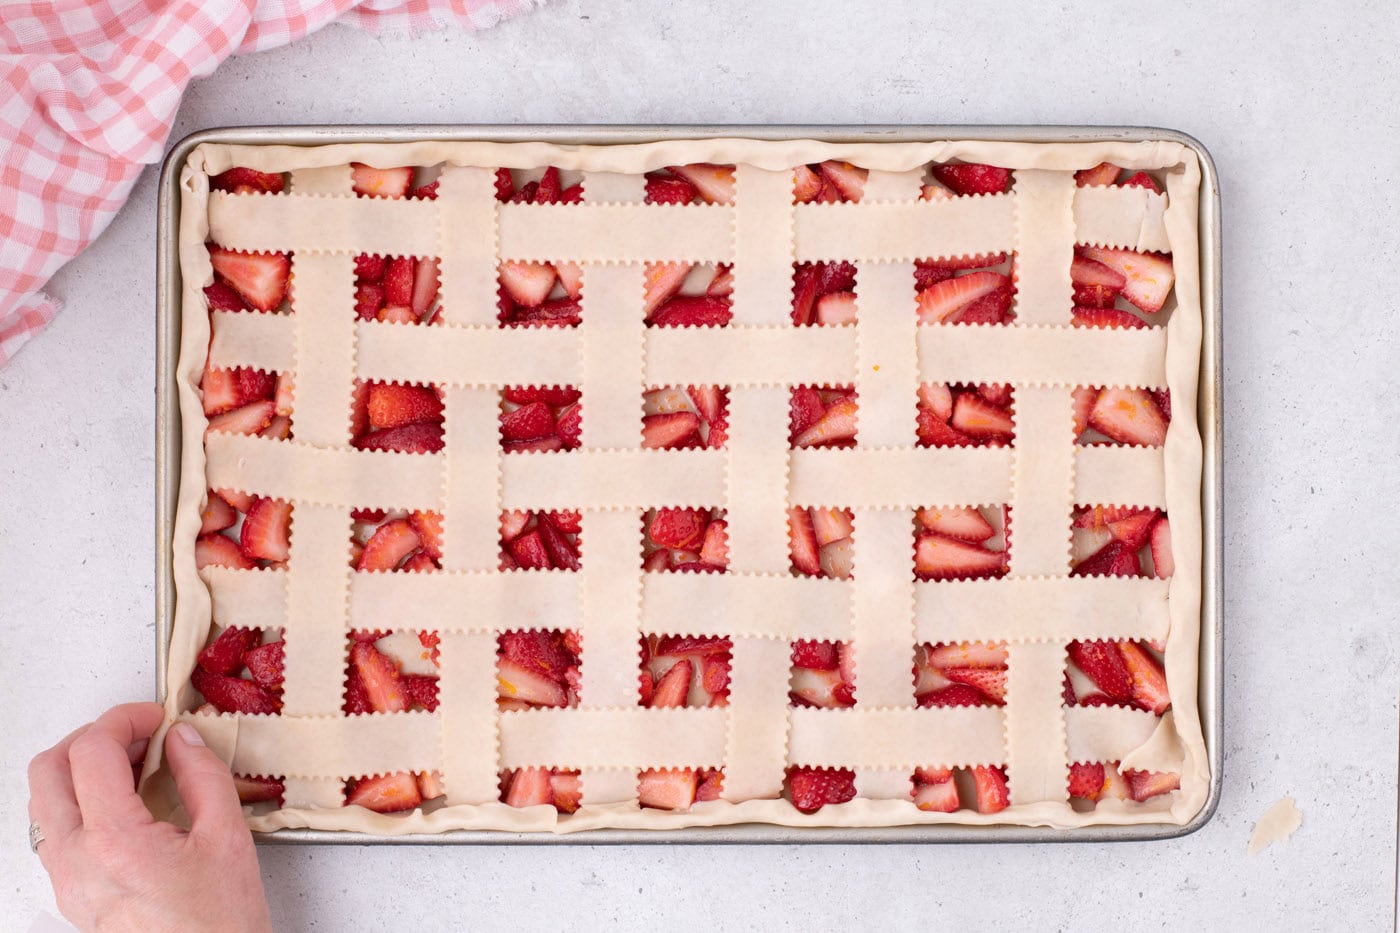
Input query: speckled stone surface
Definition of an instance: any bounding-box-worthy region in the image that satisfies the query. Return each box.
[3,1,1398,928]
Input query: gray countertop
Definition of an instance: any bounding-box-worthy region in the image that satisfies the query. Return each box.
[2,1,1397,928]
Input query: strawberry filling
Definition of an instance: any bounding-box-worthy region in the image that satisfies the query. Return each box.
[791,261,858,326]
[929,162,1012,197]
[1070,505,1170,578]
[916,382,1013,448]
[792,161,866,203]
[642,386,729,449]
[195,491,293,572]
[353,252,441,325]
[913,640,1009,708]
[350,380,445,453]
[788,506,854,578]
[789,385,858,449]
[499,767,584,812]
[499,510,582,571]
[785,766,857,813]
[643,262,733,327]
[914,248,1016,325]
[496,629,582,710]
[498,260,583,327]
[350,510,443,572]
[637,767,725,811]
[641,508,728,573]
[495,166,584,205]
[639,634,733,709]
[789,639,855,709]
[913,505,1009,582]
[189,625,285,716]
[644,164,735,206]
[501,385,581,452]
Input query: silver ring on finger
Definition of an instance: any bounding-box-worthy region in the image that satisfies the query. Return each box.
[28,820,44,853]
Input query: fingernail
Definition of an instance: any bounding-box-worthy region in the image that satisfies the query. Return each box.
[173,722,205,747]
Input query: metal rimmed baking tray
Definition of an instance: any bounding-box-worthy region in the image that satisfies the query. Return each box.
[155,125,1223,844]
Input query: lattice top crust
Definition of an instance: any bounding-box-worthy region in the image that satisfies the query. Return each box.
[140,136,1208,834]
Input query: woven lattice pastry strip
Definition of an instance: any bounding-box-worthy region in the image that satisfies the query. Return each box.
[140,137,1208,834]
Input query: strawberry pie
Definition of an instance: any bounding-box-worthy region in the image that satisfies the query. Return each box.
[145,136,1209,836]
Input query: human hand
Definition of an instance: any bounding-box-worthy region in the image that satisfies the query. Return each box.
[27,703,272,933]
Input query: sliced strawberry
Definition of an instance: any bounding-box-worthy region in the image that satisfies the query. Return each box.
[190,666,281,715]
[534,167,563,204]
[1072,284,1120,308]
[400,552,436,573]
[1124,769,1180,802]
[233,774,285,804]
[667,164,735,204]
[818,160,867,201]
[787,766,856,813]
[203,280,250,312]
[240,496,291,562]
[793,164,824,202]
[1068,761,1107,800]
[1089,387,1168,446]
[500,262,556,309]
[1106,510,1159,552]
[410,257,440,316]
[648,660,693,708]
[1071,386,1098,439]
[687,385,724,423]
[551,771,583,812]
[645,174,698,205]
[649,508,708,549]
[917,409,975,447]
[493,168,515,201]
[917,684,989,708]
[536,513,581,571]
[789,665,854,708]
[553,261,583,300]
[815,291,857,325]
[695,769,724,802]
[1074,162,1122,187]
[357,519,422,572]
[349,641,407,713]
[355,283,385,320]
[944,667,1007,704]
[350,164,414,199]
[706,265,734,298]
[510,181,539,204]
[417,770,445,801]
[1076,247,1174,314]
[638,768,698,811]
[649,295,732,327]
[931,163,1011,196]
[353,422,445,453]
[793,395,857,448]
[1072,252,1128,289]
[496,658,568,707]
[501,401,557,443]
[507,528,552,570]
[502,767,554,807]
[346,772,421,812]
[1121,171,1162,193]
[195,533,256,571]
[913,770,960,812]
[791,262,824,325]
[915,506,994,542]
[791,639,840,671]
[950,393,1014,440]
[1072,306,1148,329]
[787,507,821,575]
[1119,641,1171,714]
[914,534,1006,581]
[699,519,729,568]
[809,507,854,546]
[197,626,260,676]
[789,386,826,438]
[972,765,1010,813]
[243,641,285,689]
[1072,541,1141,577]
[200,490,237,534]
[916,271,1012,324]
[408,511,443,560]
[499,510,531,543]
[1150,517,1174,578]
[1067,640,1135,704]
[553,404,581,449]
[210,167,285,194]
[401,674,440,711]
[641,411,701,449]
[208,246,290,312]
[354,253,388,282]
[200,368,243,416]
[643,262,693,316]
[206,399,275,437]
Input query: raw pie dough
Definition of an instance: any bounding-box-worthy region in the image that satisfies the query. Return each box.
[140,135,1209,835]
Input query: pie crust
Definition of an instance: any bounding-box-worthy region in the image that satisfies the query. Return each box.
[140,136,1208,834]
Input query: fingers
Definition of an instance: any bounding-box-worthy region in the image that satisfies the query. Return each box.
[68,703,164,829]
[27,723,93,848]
[165,722,245,835]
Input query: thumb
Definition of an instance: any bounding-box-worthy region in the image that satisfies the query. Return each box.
[165,722,245,833]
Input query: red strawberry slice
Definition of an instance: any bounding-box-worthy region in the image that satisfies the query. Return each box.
[200,368,243,416]
[404,511,443,560]
[503,768,553,807]
[790,639,839,671]
[1072,252,1128,289]
[536,513,581,571]
[493,168,514,201]
[243,641,285,689]
[1074,505,1150,528]
[1072,542,1141,578]
[917,409,976,447]
[501,401,557,442]
[206,399,276,437]
[346,772,421,812]
[644,262,693,315]
[645,174,698,204]
[1151,388,1171,421]
[638,768,699,811]
[916,506,995,542]
[1105,510,1159,552]
[208,246,290,312]
[787,507,821,575]
[1073,284,1121,308]
[233,774,285,804]
[1089,387,1168,446]
[203,280,250,312]
[357,519,421,572]
[551,771,583,812]
[240,496,292,562]
[510,181,539,204]
[411,257,440,315]
[790,262,825,325]
[1075,162,1122,187]
[809,507,854,546]
[918,683,991,708]
[1072,306,1148,329]
[695,769,724,803]
[554,403,582,448]
[793,164,824,202]
[500,262,557,308]
[648,660,693,708]
[199,490,237,535]
[197,626,260,676]
[943,667,1007,704]
[1076,247,1174,314]
[972,765,1010,813]
[1067,640,1135,704]
[354,283,385,320]
[792,396,857,448]
[950,393,1014,440]
[503,386,581,406]
[190,666,281,715]
[787,766,856,813]
[1068,762,1106,800]
[666,164,735,204]
[350,641,407,713]
[1119,641,1171,714]
[649,508,708,549]
[1150,518,1174,578]
[355,253,387,282]
[350,163,413,199]
[416,770,445,802]
[400,552,437,573]
[500,631,577,681]
[954,289,1014,325]
[353,422,445,453]
[1071,386,1098,438]
[497,659,568,707]
[916,271,1012,324]
[687,385,724,423]
[914,534,1007,580]
[378,305,416,325]
[789,386,826,438]
[1124,769,1180,802]
[698,519,729,568]
[924,641,1008,670]
[210,167,285,194]
[402,674,440,711]
[706,265,733,297]
[1121,171,1162,193]
[195,533,256,570]
[641,411,701,449]
[551,261,583,301]
[649,295,732,327]
[654,634,732,655]
[815,291,857,325]
[913,770,960,812]
[818,160,867,201]
[381,256,415,307]
[534,167,563,204]
[507,529,552,569]
[931,163,1011,196]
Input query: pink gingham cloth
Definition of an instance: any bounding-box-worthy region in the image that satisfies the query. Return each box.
[0,0,534,366]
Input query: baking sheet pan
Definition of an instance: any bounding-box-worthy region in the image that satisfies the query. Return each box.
[155,125,1223,844]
